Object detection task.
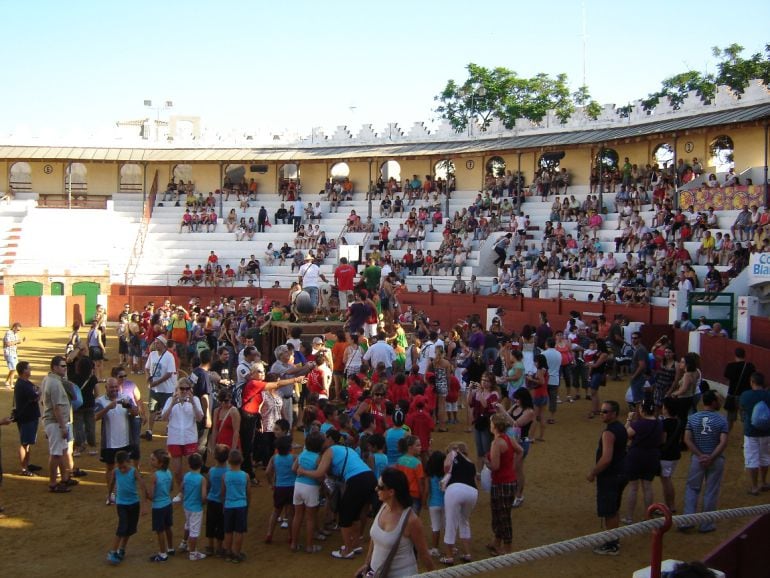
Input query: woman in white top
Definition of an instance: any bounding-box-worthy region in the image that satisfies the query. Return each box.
[160,377,203,491]
[357,468,433,578]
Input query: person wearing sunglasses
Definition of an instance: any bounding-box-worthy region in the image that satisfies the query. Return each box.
[161,378,204,496]
[586,400,628,556]
[356,468,434,577]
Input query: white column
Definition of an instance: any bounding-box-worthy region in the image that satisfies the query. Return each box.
[688,329,702,354]
[668,290,688,325]
[736,295,759,343]
[40,296,67,327]
[0,295,9,328]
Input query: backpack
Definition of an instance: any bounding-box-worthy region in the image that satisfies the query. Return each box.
[751,399,770,431]
[65,381,84,411]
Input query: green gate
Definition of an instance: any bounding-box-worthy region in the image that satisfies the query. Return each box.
[51,282,64,296]
[72,281,100,323]
[13,281,44,296]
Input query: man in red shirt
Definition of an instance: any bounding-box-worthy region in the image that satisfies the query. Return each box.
[192,265,204,286]
[224,264,236,287]
[207,250,218,265]
[179,264,193,285]
[333,257,356,311]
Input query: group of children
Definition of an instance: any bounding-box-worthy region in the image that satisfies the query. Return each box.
[106,446,249,565]
[106,361,461,565]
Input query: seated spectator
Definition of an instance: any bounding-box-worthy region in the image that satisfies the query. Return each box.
[588,210,603,239]
[178,264,194,285]
[224,264,235,287]
[206,209,218,232]
[451,275,466,294]
[246,256,260,282]
[342,178,353,200]
[311,202,323,222]
[468,274,480,295]
[192,265,204,286]
[275,203,289,224]
[703,262,723,293]
[706,173,719,188]
[695,231,715,264]
[179,209,192,233]
[346,210,360,232]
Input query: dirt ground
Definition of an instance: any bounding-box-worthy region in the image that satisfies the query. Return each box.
[0,327,760,577]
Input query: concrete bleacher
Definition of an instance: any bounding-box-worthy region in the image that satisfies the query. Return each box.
[0,200,33,277]
[1,182,746,300]
[129,189,486,287]
[6,194,141,278]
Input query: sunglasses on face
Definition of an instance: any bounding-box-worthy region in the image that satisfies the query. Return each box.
[179,387,191,391]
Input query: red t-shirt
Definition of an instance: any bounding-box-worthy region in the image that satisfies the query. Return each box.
[241,379,266,414]
[334,264,356,291]
[387,382,410,405]
[406,409,435,451]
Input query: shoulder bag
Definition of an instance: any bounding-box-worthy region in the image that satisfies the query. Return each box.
[370,508,411,578]
[323,447,349,513]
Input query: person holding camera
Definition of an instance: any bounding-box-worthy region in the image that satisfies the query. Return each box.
[95,377,139,504]
[161,378,204,497]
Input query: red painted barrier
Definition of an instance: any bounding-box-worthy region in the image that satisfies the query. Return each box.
[703,513,770,577]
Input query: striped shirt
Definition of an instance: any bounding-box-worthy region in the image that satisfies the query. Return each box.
[686,410,728,455]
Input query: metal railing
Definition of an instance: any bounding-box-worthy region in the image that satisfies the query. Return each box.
[124,171,158,286]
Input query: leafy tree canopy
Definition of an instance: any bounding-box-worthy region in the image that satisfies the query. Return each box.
[436,44,769,130]
[434,63,602,132]
[642,43,770,111]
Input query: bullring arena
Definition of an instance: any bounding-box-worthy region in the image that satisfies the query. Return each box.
[2,75,770,577]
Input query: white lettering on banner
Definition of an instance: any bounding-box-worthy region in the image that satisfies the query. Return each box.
[750,254,770,278]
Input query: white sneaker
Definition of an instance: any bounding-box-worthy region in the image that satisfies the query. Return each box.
[189,551,206,561]
[178,541,188,553]
[512,497,524,508]
[428,548,441,558]
[280,520,289,529]
[172,493,183,504]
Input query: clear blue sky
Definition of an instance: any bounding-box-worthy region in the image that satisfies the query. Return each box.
[1,0,768,141]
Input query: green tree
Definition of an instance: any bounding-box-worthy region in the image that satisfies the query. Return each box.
[642,43,770,111]
[573,85,603,119]
[713,43,770,94]
[641,70,716,111]
[434,63,581,131]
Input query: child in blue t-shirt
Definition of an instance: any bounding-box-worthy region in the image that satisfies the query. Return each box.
[107,450,147,565]
[366,433,389,480]
[265,436,297,544]
[205,444,229,557]
[147,449,174,562]
[222,449,250,563]
[365,433,389,512]
[180,453,208,561]
[291,431,325,553]
[425,450,446,557]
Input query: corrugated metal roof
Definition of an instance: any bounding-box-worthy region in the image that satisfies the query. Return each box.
[1,103,769,163]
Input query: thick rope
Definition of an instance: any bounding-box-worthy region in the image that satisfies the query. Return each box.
[411,504,770,578]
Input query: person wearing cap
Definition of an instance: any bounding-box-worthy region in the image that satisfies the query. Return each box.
[144,336,177,441]
[298,254,328,312]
